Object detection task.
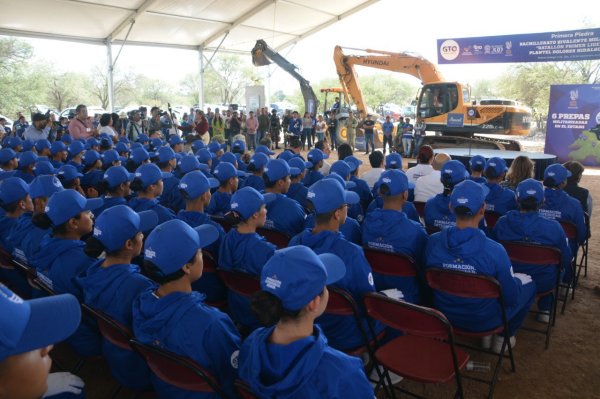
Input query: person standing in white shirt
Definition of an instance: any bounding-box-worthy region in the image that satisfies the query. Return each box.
[406,145,435,184]
[414,152,451,202]
[360,150,385,189]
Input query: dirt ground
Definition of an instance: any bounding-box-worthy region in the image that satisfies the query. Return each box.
[52,142,600,399]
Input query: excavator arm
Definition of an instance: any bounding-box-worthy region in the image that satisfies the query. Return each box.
[252,40,319,114]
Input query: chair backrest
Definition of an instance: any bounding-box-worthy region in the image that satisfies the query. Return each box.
[560,220,577,241]
[11,258,36,278]
[217,269,261,297]
[484,211,502,229]
[82,305,133,350]
[325,286,360,317]
[256,227,290,249]
[202,251,218,273]
[413,201,426,218]
[211,215,232,232]
[33,274,56,296]
[235,380,259,399]
[426,226,441,235]
[364,248,417,277]
[130,339,226,396]
[0,247,14,270]
[425,267,500,299]
[363,292,451,339]
[501,241,562,266]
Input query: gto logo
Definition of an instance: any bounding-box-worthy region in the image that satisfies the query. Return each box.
[440,39,460,61]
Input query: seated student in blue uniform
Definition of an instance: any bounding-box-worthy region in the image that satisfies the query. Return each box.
[539,163,587,284]
[289,179,381,352]
[492,178,571,323]
[32,189,103,356]
[82,150,102,175]
[424,180,536,353]
[50,141,68,169]
[287,157,310,209]
[128,163,175,224]
[385,152,403,170]
[101,149,126,171]
[57,165,84,194]
[93,166,133,217]
[239,152,269,192]
[125,147,151,172]
[169,134,184,153]
[484,157,517,215]
[346,155,374,212]
[34,138,52,157]
[206,162,244,216]
[239,246,374,399]
[0,178,33,252]
[78,205,158,391]
[66,141,85,173]
[330,160,365,223]
[303,148,327,187]
[362,169,429,304]
[218,187,277,330]
[263,159,306,237]
[0,284,85,399]
[365,187,420,224]
[133,220,241,399]
[8,176,63,266]
[469,155,487,183]
[115,141,131,158]
[13,151,37,183]
[155,146,184,212]
[0,148,18,178]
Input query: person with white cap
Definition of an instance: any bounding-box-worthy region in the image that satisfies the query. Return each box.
[0,284,85,399]
[484,157,517,215]
[133,220,241,399]
[218,187,277,330]
[78,205,158,391]
[289,179,381,351]
[425,180,536,353]
[362,170,429,304]
[492,178,571,323]
[238,246,373,398]
[128,163,175,224]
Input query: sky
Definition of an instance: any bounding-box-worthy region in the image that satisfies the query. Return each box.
[16,0,600,108]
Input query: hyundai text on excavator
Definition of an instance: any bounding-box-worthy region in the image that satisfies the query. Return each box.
[333,46,532,151]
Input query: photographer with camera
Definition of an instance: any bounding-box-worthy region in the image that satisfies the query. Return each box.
[68,104,98,140]
[23,112,52,141]
[126,110,144,142]
[148,106,167,139]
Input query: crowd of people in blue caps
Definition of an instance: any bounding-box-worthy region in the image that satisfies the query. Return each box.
[0,116,591,399]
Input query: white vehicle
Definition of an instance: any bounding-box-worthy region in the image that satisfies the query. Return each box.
[60,106,107,119]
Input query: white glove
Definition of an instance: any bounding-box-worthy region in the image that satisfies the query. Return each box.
[380,288,404,300]
[43,372,85,398]
[514,273,533,285]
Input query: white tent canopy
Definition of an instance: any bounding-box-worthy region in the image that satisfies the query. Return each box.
[0,0,379,109]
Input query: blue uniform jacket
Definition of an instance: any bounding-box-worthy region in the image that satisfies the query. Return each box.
[485,182,517,215]
[206,191,232,216]
[303,170,324,187]
[128,197,175,224]
[350,175,373,212]
[177,210,227,303]
[239,325,373,399]
[362,208,428,304]
[289,230,381,351]
[264,194,305,238]
[93,196,127,218]
[287,182,308,209]
[159,175,185,212]
[218,229,276,329]
[425,227,536,334]
[239,174,265,192]
[0,215,18,252]
[366,196,420,223]
[540,188,586,245]
[77,261,154,390]
[8,213,49,265]
[13,170,35,183]
[425,194,487,230]
[133,289,241,399]
[304,214,362,245]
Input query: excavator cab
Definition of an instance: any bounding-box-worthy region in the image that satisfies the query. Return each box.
[417,83,461,118]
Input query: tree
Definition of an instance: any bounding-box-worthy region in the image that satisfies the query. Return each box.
[0,38,32,74]
[90,66,136,109]
[46,72,92,111]
[471,79,497,100]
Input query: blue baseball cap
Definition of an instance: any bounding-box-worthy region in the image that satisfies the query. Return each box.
[213,162,245,182]
[137,134,150,143]
[33,160,55,176]
[80,169,103,188]
[7,136,22,150]
[34,139,51,152]
[307,178,359,214]
[144,219,219,275]
[150,138,163,149]
[261,246,346,311]
[157,146,176,163]
[232,139,246,152]
[178,154,203,175]
[249,152,270,170]
[57,165,83,183]
[60,134,72,144]
[469,155,486,171]
[325,173,356,189]
[169,135,183,146]
[115,142,130,154]
[288,157,310,175]
[196,148,216,164]
[485,157,508,178]
[22,140,34,152]
[85,138,99,150]
[192,140,206,153]
[130,147,150,164]
[277,151,294,162]
[0,177,29,205]
[119,136,130,144]
[83,150,101,166]
[45,189,103,226]
[377,169,414,196]
[179,171,219,199]
[345,156,363,173]
[50,141,67,155]
[134,163,172,189]
[516,178,544,204]
[0,284,81,362]
[29,175,64,199]
[264,159,299,182]
[307,148,327,165]
[330,160,351,179]
[130,142,142,150]
[230,187,274,220]
[102,149,126,166]
[104,166,134,189]
[385,153,403,169]
[208,140,226,153]
[68,141,85,157]
[441,160,468,186]
[255,145,275,156]
[18,151,38,169]
[0,148,17,164]
[450,180,489,215]
[93,205,158,252]
[544,163,571,186]
[220,152,238,166]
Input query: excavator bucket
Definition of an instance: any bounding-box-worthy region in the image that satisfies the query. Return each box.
[251,42,271,66]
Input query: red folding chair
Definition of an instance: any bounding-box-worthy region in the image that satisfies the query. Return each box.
[425,268,515,399]
[413,201,426,219]
[559,220,578,304]
[576,212,590,281]
[363,292,469,399]
[256,227,290,249]
[210,215,232,232]
[484,211,502,230]
[217,269,260,298]
[235,380,259,399]
[130,339,228,398]
[501,242,562,349]
[364,248,418,278]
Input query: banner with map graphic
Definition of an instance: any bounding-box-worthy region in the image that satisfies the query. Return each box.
[544,84,600,166]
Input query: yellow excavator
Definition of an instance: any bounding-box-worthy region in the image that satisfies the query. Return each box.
[334,46,532,150]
